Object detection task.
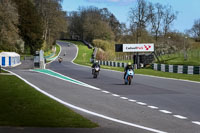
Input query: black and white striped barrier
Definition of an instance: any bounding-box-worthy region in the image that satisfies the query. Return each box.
[98,60,127,68]
[153,63,200,74]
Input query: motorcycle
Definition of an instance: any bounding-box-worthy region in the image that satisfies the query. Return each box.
[58,57,63,63]
[124,69,134,85]
[92,66,100,78]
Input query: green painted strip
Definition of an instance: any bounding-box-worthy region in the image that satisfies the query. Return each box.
[32,69,87,86]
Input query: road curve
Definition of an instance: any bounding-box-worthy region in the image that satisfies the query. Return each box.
[8,41,200,133]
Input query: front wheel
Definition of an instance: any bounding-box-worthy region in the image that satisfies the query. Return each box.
[93,72,98,78]
[128,76,131,85]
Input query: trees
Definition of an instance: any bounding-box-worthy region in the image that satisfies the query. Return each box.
[129,0,150,43]
[162,6,177,36]
[0,0,21,51]
[68,6,116,42]
[33,0,68,48]
[189,19,200,42]
[13,0,44,54]
[149,3,164,42]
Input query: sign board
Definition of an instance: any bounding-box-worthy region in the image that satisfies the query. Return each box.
[123,43,154,52]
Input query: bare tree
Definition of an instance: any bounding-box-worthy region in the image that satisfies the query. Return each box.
[189,19,200,41]
[149,3,164,42]
[129,0,150,43]
[163,5,177,36]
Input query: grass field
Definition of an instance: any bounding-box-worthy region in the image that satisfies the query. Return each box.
[156,49,200,66]
[0,74,98,127]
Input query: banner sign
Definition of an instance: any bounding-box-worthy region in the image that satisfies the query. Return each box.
[123,43,154,52]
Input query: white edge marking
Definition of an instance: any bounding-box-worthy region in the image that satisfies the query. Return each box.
[137,102,147,106]
[120,97,128,100]
[159,110,172,114]
[5,69,167,133]
[102,91,110,94]
[192,121,200,125]
[112,94,120,97]
[128,99,137,102]
[148,106,159,109]
[173,115,187,119]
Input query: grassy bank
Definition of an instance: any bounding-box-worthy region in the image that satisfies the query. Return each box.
[0,74,98,127]
[68,41,93,66]
[67,41,200,82]
[156,49,200,66]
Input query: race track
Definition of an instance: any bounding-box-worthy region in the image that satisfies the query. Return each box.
[10,41,200,133]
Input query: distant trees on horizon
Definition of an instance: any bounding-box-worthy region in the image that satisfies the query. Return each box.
[0,0,199,55]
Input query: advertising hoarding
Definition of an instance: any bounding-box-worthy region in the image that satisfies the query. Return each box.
[123,43,154,52]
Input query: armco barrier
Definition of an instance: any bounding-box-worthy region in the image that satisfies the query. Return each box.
[153,63,200,74]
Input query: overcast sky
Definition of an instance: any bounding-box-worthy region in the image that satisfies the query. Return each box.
[62,0,200,32]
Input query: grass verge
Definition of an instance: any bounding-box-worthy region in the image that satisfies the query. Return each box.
[67,41,93,66]
[0,74,98,127]
[67,41,200,82]
[0,69,8,73]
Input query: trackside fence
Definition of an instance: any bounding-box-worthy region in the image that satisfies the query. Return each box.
[153,63,200,74]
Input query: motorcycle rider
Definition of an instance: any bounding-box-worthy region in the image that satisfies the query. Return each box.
[58,56,63,63]
[92,60,100,74]
[124,62,134,79]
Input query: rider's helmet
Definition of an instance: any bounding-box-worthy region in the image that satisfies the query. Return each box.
[128,62,131,65]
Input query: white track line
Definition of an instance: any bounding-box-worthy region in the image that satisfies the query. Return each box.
[102,91,110,94]
[137,102,147,106]
[148,106,159,109]
[6,69,167,133]
[192,121,200,126]
[128,99,137,102]
[173,115,187,120]
[159,110,172,114]
[120,97,128,100]
[112,94,120,97]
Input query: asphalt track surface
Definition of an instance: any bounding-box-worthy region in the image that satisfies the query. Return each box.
[3,41,200,133]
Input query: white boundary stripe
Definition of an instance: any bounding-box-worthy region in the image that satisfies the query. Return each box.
[159,110,172,114]
[192,121,200,125]
[128,99,137,102]
[137,102,147,106]
[112,94,120,97]
[173,115,187,119]
[148,106,159,109]
[120,97,128,100]
[102,91,110,94]
[5,69,167,133]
